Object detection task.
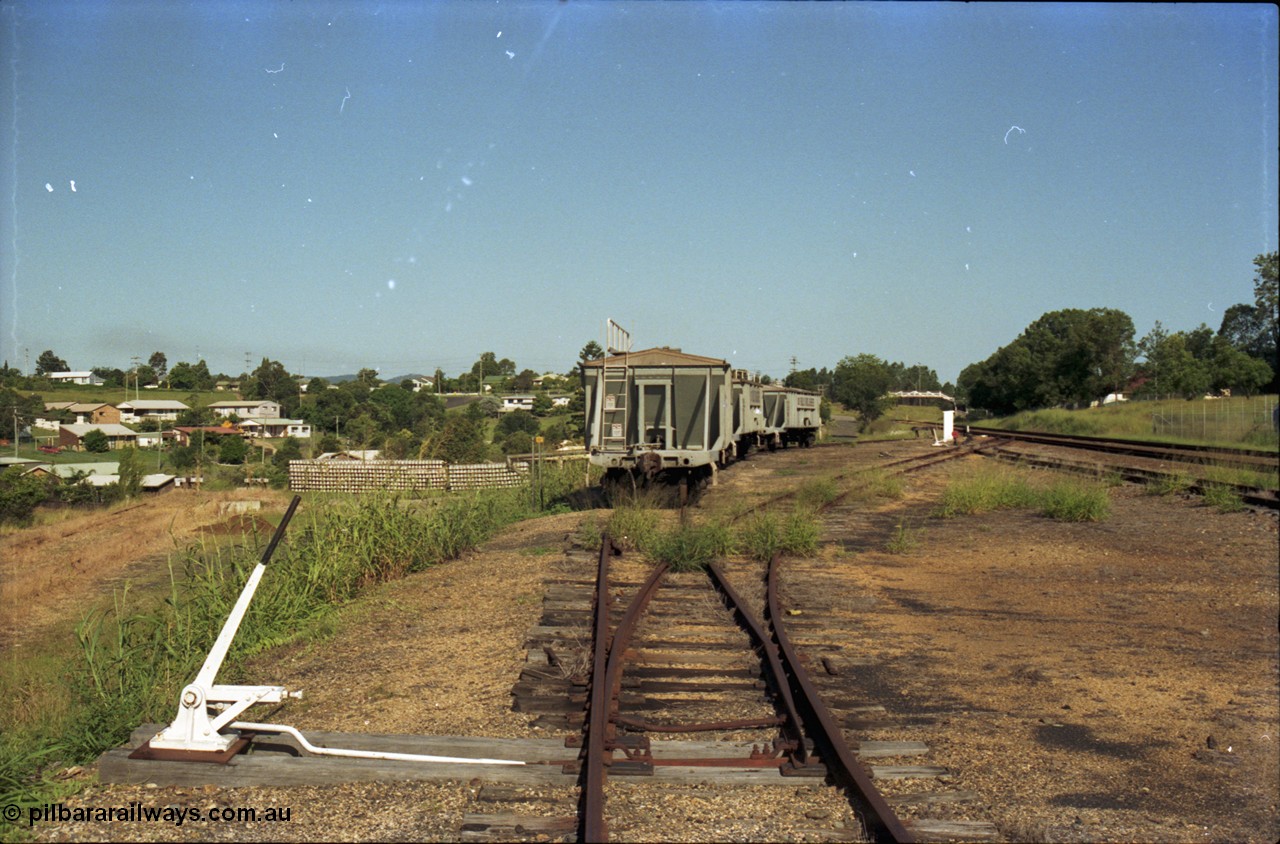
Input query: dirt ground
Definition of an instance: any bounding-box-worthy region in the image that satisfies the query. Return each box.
[820,468,1279,843]
[12,437,1280,842]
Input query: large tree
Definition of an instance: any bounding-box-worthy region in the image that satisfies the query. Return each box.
[959,308,1136,413]
[244,358,297,410]
[35,350,69,376]
[148,351,168,382]
[831,354,896,426]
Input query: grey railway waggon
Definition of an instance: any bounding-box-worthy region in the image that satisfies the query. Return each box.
[582,347,820,499]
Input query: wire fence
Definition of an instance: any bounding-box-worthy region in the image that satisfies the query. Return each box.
[1144,395,1279,444]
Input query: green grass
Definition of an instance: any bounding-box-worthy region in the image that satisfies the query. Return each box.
[1146,472,1193,497]
[990,395,1279,451]
[844,469,905,502]
[1201,483,1246,513]
[647,520,734,572]
[1037,478,1111,522]
[794,477,841,510]
[937,464,1110,522]
[737,507,822,562]
[885,518,922,554]
[606,501,663,551]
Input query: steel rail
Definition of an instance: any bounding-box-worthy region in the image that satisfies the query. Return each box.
[967,425,1278,469]
[582,552,668,843]
[767,552,915,844]
[580,535,617,844]
[705,561,809,767]
[984,444,1280,510]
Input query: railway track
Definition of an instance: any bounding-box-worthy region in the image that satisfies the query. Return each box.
[964,427,1279,509]
[505,509,1000,842]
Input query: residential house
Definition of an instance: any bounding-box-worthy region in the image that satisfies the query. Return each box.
[410,376,436,392]
[501,395,535,413]
[316,450,381,461]
[57,424,139,451]
[68,402,121,425]
[171,424,248,446]
[207,400,282,420]
[35,402,76,429]
[238,418,312,438]
[117,399,189,423]
[48,371,104,385]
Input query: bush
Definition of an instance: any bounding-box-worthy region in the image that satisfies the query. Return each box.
[81,429,110,453]
[218,435,248,464]
[0,471,53,525]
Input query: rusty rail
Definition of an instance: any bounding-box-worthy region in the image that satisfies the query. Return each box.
[581,545,667,843]
[580,536,617,844]
[767,552,914,844]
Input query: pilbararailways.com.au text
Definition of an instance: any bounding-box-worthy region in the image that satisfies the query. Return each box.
[22,802,292,828]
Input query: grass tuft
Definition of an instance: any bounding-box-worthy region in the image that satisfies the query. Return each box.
[1201,484,1246,513]
[648,521,733,572]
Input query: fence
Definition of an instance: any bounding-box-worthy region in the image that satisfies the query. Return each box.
[288,459,528,493]
[1145,395,1278,443]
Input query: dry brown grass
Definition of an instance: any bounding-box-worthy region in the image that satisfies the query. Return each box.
[0,489,294,648]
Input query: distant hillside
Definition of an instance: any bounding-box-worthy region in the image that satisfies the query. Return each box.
[316,373,427,385]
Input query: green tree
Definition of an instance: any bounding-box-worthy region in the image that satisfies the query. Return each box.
[148,351,168,382]
[35,350,69,376]
[133,363,157,387]
[0,471,52,525]
[82,429,110,453]
[168,360,214,391]
[117,447,143,497]
[1,387,43,432]
[832,354,895,427]
[218,434,248,464]
[502,430,533,455]
[495,410,541,443]
[531,393,554,417]
[245,358,296,408]
[271,436,303,469]
[343,413,382,450]
[429,411,488,463]
[580,340,604,362]
[369,384,414,431]
[92,366,125,388]
[960,309,1136,413]
[1254,251,1278,361]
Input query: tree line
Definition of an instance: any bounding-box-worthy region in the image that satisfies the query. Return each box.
[784,252,1276,421]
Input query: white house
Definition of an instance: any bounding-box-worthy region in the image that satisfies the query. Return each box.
[116,400,189,423]
[410,376,437,392]
[239,418,312,438]
[501,395,535,413]
[47,371,104,385]
[207,400,282,420]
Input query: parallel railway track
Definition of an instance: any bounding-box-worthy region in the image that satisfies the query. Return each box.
[964,427,1279,509]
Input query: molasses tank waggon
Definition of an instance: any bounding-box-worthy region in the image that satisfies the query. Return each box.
[582,347,737,493]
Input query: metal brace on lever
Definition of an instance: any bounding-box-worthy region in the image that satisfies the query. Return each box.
[140,495,524,767]
[146,496,304,756]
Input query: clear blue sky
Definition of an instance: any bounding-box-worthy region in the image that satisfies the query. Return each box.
[1,1,1276,384]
